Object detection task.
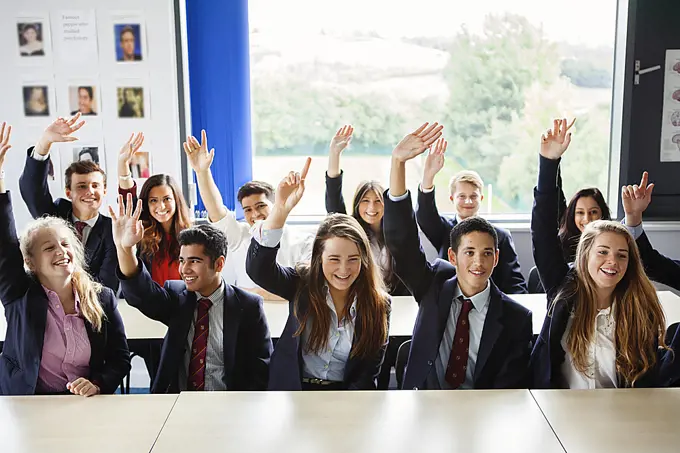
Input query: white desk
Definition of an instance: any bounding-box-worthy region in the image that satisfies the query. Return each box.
[1,291,679,342]
[0,394,178,453]
[532,388,680,453]
[151,390,564,453]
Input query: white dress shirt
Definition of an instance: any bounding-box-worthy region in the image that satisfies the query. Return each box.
[560,305,618,389]
[179,280,227,391]
[435,282,491,389]
[211,208,312,288]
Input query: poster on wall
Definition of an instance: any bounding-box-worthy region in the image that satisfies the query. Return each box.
[21,77,55,119]
[115,80,149,119]
[111,13,146,64]
[52,10,99,64]
[16,12,52,62]
[67,84,100,116]
[660,49,680,162]
[58,142,106,177]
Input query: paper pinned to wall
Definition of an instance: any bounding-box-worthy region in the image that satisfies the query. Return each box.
[53,10,98,64]
[660,49,680,162]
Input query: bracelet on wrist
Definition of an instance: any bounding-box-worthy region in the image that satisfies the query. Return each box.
[119,174,132,180]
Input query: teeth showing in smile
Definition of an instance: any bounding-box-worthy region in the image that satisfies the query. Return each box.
[469,270,484,276]
[185,276,197,282]
[600,268,617,276]
[54,258,70,266]
[335,275,350,280]
[156,210,169,216]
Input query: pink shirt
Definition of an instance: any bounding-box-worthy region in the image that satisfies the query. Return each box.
[36,286,92,393]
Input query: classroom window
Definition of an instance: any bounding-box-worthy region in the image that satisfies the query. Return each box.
[249,0,617,216]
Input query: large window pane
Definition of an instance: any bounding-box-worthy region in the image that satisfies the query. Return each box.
[249,0,617,216]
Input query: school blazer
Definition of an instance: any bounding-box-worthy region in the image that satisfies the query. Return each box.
[529,163,680,388]
[19,148,119,292]
[384,191,533,390]
[246,237,391,390]
[0,192,130,395]
[325,171,409,296]
[416,187,527,294]
[636,231,680,291]
[118,262,273,393]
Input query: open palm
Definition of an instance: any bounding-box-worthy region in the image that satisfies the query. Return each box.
[109,194,144,249]
[329,125,353,155]
[540,118,575,160]
[183,129,214,173]
[42,113,86,144]
[275,158,311,212]
[423,138,447,183]
[393,122,443,163]
[118,132,145,167]
[0,122,12,170]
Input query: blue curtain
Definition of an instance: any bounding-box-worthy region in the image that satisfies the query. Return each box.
[185,0,252,219]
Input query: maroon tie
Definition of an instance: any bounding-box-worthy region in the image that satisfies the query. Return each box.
[187,298,212,391]
[74,221,88,240]
[445,297,473,389]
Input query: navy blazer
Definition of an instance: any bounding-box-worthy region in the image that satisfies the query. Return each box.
[384,191,533,390]
[118,262,273,393]
[636,231,680,291]
[246,237,391,390]
[416,187,527,294]
[0,192,130,395]
[19,148,119,292]
[530,156,680,388]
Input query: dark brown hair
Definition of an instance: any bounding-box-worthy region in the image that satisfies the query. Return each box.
[64,160,107,189]
[237,180,274,204]
[558,188,611,261]
[138,174,191,262]
[294,214,389,359]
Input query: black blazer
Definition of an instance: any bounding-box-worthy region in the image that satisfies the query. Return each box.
[246,237,391,390]
[530,155,680,388]
[19,148,119,292]
[416,187,527,294]
[0,192,130,395]
[325,171,409,296]
[384,191,533,390]
[636,231,680,291]
[118,262,273,393]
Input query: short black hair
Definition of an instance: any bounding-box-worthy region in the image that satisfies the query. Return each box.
[78,86,93,99]
[237,180,274,204]
[449,217,498,253]
[178,224,228,266]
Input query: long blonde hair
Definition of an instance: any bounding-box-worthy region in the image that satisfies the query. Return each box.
[20,217,105,331]
[294,214,390,359]
[553,220,668,386]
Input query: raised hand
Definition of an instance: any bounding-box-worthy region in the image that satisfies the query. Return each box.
[422,137,447,189]
[0,122,12,170]
[183,129,215,174]
[329,125,353,155]
[109,193,144,249]
[66,377,100,397]
[35,113,86,156]
[275,157,312,213]
[118,132,145,170]
[540,118,575,160]
[622,171,655,226]
[392,122,443,163]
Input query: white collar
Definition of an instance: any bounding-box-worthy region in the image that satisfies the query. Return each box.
[453,280,491,312]
[72,212,99,227]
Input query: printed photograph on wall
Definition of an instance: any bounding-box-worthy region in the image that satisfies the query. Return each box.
[114,23,142,62]
[69,85,98,116]
[23,85,50,116]
[116,87,145,118]
[17,22,45,57]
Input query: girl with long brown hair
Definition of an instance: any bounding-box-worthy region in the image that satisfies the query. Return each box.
[0,122,130,396]
[247,158,391,390]
[531,119,680,388]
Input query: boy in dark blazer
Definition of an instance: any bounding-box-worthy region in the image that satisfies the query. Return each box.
[416,142,527,294]
[385,126,533,390]
[19,114,118,292]
[113,195,273,393]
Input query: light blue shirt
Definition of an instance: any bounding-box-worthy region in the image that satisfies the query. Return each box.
[435,282,491,390]
[623,220,644,240]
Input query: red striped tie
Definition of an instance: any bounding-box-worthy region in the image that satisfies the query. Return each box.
[187,298,212,391]
[445,298,473,389]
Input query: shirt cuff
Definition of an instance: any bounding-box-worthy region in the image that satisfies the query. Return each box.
[388,190,410,202]
[250,220,284,247]
[31,149,50,161]
[419,184,434,194]
[622,219,644,240]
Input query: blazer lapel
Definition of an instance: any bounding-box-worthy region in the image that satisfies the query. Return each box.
[473,284,504,383]
[222,284,242,387]
[437,278,457,335]
[84,216,104,257]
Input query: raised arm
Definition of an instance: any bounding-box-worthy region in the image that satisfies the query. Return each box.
[246,159,312,301]
[532,118,575,299]
[110,193,180,324]
[184,130,251,251]
[325,125,352,214]
[416,137,449,251]
[117,132,144,191]
[385,125,445,301]
[0,123,32,304]
[19,114,85,218]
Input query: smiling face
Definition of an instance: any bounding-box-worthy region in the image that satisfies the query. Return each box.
[574,196,603,232]
[448,231,499,296]
[586,231,629,291]
[321,236,362,294]
[147,184,177,228]
[178,244,224,294]
[451,181,483,220]
[27,226,76,282]
[78,88,93,113]
[357,189,384,228]
[240,193,272,226]
[65,172,106,220]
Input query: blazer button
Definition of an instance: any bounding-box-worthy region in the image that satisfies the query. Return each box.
[427,360,433,366]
